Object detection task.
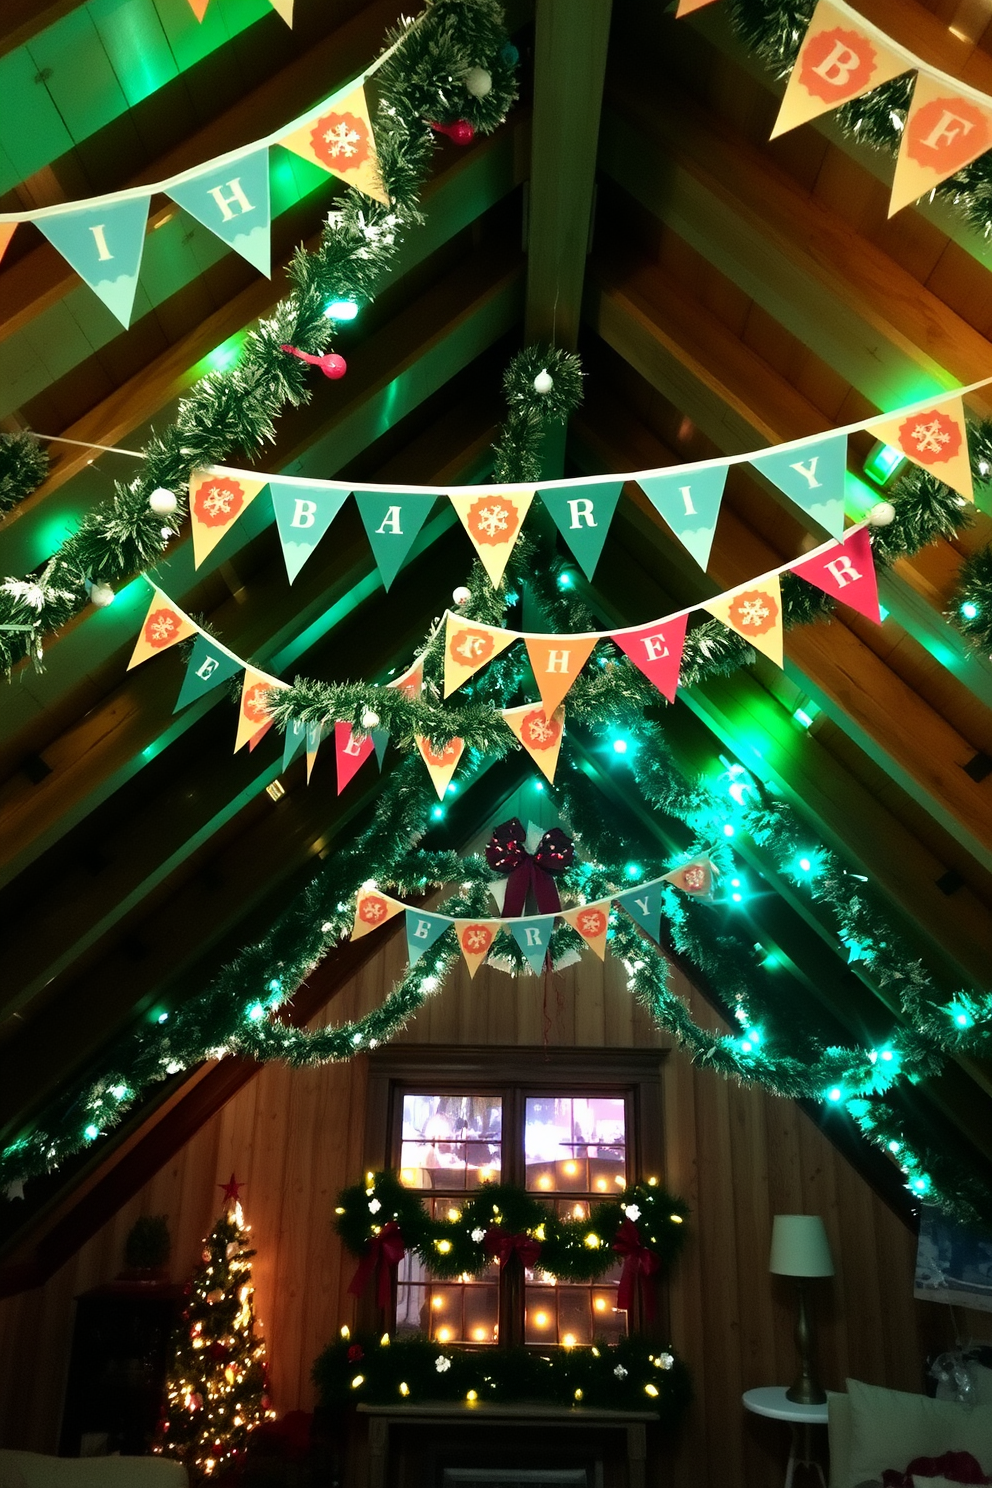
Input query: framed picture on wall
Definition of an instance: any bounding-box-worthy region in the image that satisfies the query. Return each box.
[915,1209,992,1313]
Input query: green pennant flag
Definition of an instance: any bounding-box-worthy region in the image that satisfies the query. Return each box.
[638,465,728,571]
[355,491,436,589]
[538,481,624,579]
[173,632,241,713]
[509,915,557,975]
[270,478,350,582]
[282,716,307,771]
[615,881,663,943]
[405,909,450,966]
[749,434,847,539]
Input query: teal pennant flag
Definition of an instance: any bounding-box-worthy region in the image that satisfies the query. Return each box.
[405,909,451,966]
[615,881,663,943]
[356,492,436,590]
[372,729,389,770]
[38,195,150,327]
[509,915,557,975]
[270,478,350,582]
[173,632,241,714]
[167,146,272,276]
[282,716,307,771]
[749,434,847,538]
[637,465,728,571]
[539,481,624,579]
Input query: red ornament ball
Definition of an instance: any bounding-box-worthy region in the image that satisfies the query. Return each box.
[317,352,347,380]
[449,119,475,146]
[347,1344,365,1362]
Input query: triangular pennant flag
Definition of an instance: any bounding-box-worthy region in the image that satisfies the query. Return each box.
[335,720,375,793]
[662,856,718,902]
[612,614,688,704]
[750,433,847,538]
[867,395,973,503]
[355,491,435,589]
[415,735,465,798]
[502,703,565,784]
[704,572,784,668]
[0,224,17,265]
[372,728,389,769]
[449,488,535,588]
[128,588,198,670]
[305,721,327,784]
[890,72,992,218]
[270,479,350,582]
[235,668,287,752]
[186,0,209,18]
[267,0,293,23]
[166,147,272,276]
[248,720,274,752]
[524,635,597,716]
[282,716,307,771]
[388,657,423,699]
[173,631,241,712]
[638,465,728,571]
[443,613,516,697]
[509,915,557,976]
[676,0,720,14]
[278,84,389,204]
[539,481,624,579]
[791,526,881,622]
[37,196,150,328]
[615,880,664,943]
[453,919,500,979]
[351,888,404,940]
[561,900,611,961]
[405,909,451,966]
[770,0,910,139]
[189,468,267,567]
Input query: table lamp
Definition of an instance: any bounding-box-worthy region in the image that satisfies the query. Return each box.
[770,1214,834,1405]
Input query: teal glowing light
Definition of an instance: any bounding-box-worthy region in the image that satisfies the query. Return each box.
[911,1174,930,1196]
[446,782,458,795]
[247,1002,267,1022]
[431,805,445,820]
[960,600,980,621]
[533,780,544,792]
[731,892,743,902]
[792,705,819,730]
[156,1011,169,1024]
[950,1002,975,1029]
[267,978,282,995]
[624,862,643,881]
[722,823,735,838]
[826,1086,843,1103]
[203,335,243,374]
[863,441,907,488]
[612,738,629,755]
[324,298,359,321]
[557,571,574,590]
[110,1084,129,1101]
[888,1139,901,1154]
[84,1124,100,1141]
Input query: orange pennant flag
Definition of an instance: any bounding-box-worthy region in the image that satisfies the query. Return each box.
[415,735,465,798]
[279,85,388,205]
[234,668,288,753]
[676,0,720,14]
[189,468,267,568]
[443,613,516,697]
[704,573,784,668]
[453,919,500,979]
[351,887,405,940]
[560,900,611,960]
[890,73,992,218]
[502,703,565,784]
[449,488,534,588]
[867,394,973,502]
[186,0,209,19]
[0,223,16,265]
[388,656,423,700]
[771,0,909,138]
[127,588,198,670]
[524,634,597,716]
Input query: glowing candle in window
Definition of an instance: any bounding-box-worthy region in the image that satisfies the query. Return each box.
[538,1175,552,1190]
[596,1179,607,1191]
[533,1311,549,1329]
[564,1161,578,1176]
[401,1170,416,1185]
[436,1326,452,1343]
[432,1297,444,1310]
[572,1204,585,1220]
[472,1328,488,1341]
[562,1333,577,1348]
[594,1297,608,1313]
[479,1167,493,1181]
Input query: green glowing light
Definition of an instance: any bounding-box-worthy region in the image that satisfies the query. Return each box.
[826,1086,843,1103]
[960,600,980,621]
[202,335,244,374]
[722,823,735,838]
[431,805,445,820]
[612,738,629,755]
[863,441,907,488]
[84,1124,100,1141]
[247,1002,267,1022]
[324,298,359,321]
[533,780,544,792]
[624,862,643,881]
[557,571,574,589]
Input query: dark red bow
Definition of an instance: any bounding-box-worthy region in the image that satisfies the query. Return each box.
[483,1225,542,1269]
[485,818,574,917]
[613,1217,660,1320]
[348,1220,406,1309]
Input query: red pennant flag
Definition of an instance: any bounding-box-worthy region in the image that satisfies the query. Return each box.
[335,721,375,793]
[612,614,688,703]
[791,527,881,623]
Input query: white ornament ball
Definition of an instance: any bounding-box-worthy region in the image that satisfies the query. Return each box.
[869,500,896,526]
[361,709,380,730]
[89,582,115,608]
[149,487,178,516]
[160,526,174,542]
[464,66,492,98]
[533,369,554,396]
[453,585,471,606]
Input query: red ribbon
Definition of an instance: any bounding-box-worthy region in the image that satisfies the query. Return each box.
[485,818,574,917]
[483,1225,542,1269]
[348,1221,405,1309]
[613,1217,660,1320]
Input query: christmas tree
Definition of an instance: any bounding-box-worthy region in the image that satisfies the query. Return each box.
[156,1176,273,1479]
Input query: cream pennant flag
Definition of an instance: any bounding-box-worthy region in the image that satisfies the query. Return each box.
[890,73,992,218]
[278,85,388,205]
[771,0,909,139]
[524,634,597,716]
[502,703,565,784]
[268,0,293,22]
[704,572,784,668]
[867,394,973,502]
[453,919,501,979]
[662,856,718,902]
[443,613,516,697]
[351,887,405,940]
[415,735,465,798]
[189,469,267,568]
[388,656,424,699]
[234,668,288,753]
[128,589,198,670]
[560,899,611,960]
[449,488,535,588]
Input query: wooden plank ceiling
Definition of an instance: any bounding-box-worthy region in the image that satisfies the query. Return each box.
[1,0,991,1280]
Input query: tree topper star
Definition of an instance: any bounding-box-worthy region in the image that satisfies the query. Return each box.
[219,1172,244,1205]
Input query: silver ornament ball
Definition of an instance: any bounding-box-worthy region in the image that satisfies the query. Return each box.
[533,369,554,395]
[452,585,471,606]
[464,66,492,98]
[869,500,896,527]
[149,487,178,516]
[89,582,115,608]
[361,709,380,730]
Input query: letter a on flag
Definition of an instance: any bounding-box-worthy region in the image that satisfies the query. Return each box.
[454,920,499,979]
[167,146,272,275]
[524,635,597,716]
[443,613,516,697]
[270,478,350,582]
[612,614,688,704]
[189,468,267,567]
[449,489,535,588]
[561,900,611,960]
[37,196,150,327]
[502,703,565,784]
[416,736,465,798]
[174,632,241,712]
[890,73,992,218]
[867,394,973,503]
[704,573,784,669]
[128,588,198,670]
[750,433,847,538]
[335,720,375,793]
[279,84,388,204]
[791,526,881,622]
[510,916,557,975]
[771,0,908,138]
[538,481,624,579]
[615,881,663,943]
[405,909,450,966]
[356,491,435,590]
[352,888,404,940]
[638,465,728,571]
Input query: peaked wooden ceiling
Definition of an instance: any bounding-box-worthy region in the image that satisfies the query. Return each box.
[2,0,992,1288]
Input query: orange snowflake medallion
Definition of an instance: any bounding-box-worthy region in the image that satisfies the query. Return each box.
[576,907,607,939]
[896,409,962,466]
[193,476,244,528]
[466,494,520,547]
[449,627,495,666]
[460,923,494,955]
[242,682,273,724]
[143,608,183,649]
[359,893,390,925]
[521,709,561,750]
[727,589,779,636]
[679,864,711,894]
[309,111,370,173]
[421,738,461,768]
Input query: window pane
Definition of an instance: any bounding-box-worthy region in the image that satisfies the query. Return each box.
[400,1094,502,1190]
[524,1096,626,1193]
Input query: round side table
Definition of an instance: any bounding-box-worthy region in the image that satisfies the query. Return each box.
[742,1386,829,1488]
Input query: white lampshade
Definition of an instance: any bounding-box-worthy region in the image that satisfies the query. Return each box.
[769,1214,834,1278]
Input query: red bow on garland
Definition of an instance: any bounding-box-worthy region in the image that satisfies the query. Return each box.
[613,1217,661,1320]
[483,1224,543,1269]
[348,1220,406,1309]
[485,818,575,917]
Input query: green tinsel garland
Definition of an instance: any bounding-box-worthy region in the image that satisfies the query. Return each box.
[0,432,48,520]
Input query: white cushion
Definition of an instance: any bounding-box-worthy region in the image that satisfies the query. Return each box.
[846,1378,992,1485]
[0,1453,186,1488]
